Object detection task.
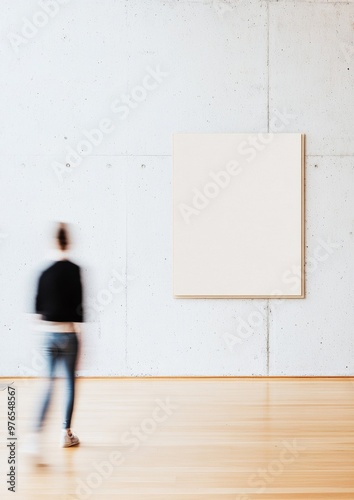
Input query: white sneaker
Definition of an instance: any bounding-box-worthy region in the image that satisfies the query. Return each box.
[60,429,80,448]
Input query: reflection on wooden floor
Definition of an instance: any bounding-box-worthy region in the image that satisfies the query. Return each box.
[0,377,353,499]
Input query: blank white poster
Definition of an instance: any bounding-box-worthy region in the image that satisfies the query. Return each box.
[173,133,304,298]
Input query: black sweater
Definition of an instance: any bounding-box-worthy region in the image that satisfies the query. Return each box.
[35,260,84,322]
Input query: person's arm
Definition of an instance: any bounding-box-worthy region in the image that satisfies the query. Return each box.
[74,268,84,371]
[75,266,84,322]
[31,273,44,332]
[35,273,44,317]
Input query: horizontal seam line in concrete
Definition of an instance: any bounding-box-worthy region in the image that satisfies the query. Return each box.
[2,154,354,158]
[2,376,354,380]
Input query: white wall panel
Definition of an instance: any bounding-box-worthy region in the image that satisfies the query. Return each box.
[269,1,354,155]
[0,157,127,376]
[122,0,268,155]
[0,0,129,156]
[269,157,354,375]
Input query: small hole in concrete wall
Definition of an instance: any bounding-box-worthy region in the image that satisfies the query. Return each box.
[66,163,70,168]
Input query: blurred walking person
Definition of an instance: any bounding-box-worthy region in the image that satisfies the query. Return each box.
[30,222,84,453]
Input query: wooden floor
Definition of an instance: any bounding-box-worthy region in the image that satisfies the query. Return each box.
[0,377,353,499]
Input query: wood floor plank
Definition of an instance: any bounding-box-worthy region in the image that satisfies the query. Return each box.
[0,377,353,498]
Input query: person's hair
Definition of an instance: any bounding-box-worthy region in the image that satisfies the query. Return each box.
[56,222,69,251]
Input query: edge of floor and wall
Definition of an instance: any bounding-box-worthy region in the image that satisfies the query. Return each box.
[1,376,354,379]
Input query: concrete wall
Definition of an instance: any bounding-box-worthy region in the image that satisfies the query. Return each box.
[0,0,353,376]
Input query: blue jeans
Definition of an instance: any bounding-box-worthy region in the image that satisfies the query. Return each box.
[36,332,79,430]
